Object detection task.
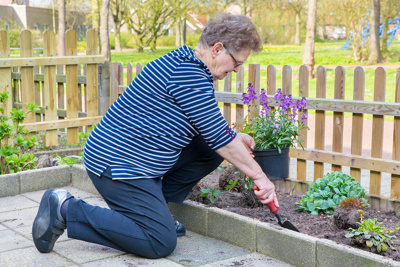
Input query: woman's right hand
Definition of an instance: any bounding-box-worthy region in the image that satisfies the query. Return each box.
[252,181,279,208]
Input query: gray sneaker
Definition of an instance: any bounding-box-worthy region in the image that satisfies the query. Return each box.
[32,188,73,253]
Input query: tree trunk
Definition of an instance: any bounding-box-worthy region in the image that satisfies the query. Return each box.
[380,19,389,57]
[91,0,101,48]
[113,21,122,53]
[295,12,301,45]
[368,0,382,63]
[58,0,65,56]
[302,0,317,78]
[100,0,110,61]
[175,23,181,47]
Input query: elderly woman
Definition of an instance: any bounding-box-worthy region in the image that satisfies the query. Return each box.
[32,13,278,258]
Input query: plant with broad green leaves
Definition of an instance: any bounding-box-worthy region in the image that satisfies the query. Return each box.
[54,154,83,168]
[0,92,40,174]
[200,187,221,203]
[295,172,368,215]
[345,210,400,253]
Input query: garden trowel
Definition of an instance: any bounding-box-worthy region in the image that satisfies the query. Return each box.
[253,185,300,232]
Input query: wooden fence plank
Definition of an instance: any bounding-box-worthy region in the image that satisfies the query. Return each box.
[391,67,400,199]
[297,65,309,181]
[117,62,124,96]
[235,65,244,127]
[110,62,120,105]
[0,55,104,67]
[65,30,79,144]
[267,65,276,95]
[0,31,12,124]
[332,66,345,172]
[282,65,292,95]
[127,62,133,85]
[350,67,365,182]
[22,116,103,131]
[370,67,386,195]
[371,67,386,194]
[20,30,35,123]
[34,65,41,122]
[86,29,99,121]
[314,66,327,180]
[223,72,232,124]
[136,63,142,76]
[248,64,260,119]
[43,30,58,146]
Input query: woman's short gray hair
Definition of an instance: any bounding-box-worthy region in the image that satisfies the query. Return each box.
[197,13,263,53]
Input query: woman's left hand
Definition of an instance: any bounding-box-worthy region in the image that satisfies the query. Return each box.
[236,133,255,158]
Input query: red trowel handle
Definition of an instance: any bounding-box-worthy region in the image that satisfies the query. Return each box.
[252,185,279,214]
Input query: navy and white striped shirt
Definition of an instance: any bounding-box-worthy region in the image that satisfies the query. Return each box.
[84,46,237,179]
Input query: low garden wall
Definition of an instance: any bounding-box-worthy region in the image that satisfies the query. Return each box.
[1,166,399,266]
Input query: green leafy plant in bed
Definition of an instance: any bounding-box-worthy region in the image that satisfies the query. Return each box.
[346,210,400,253]
[0,92,39,174]
[295,172,368,215]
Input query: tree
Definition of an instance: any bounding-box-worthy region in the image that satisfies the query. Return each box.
[100,0,111,61]
[110,0,126,52]
[302,0,317,78]
[380,0,400,57]
[368,0,383,63]
[125,0,175,52]
[58,0,66,56]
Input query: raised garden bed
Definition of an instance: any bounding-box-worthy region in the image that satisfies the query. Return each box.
[1,165,400,266]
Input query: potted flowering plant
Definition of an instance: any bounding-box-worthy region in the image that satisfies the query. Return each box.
[237,83,309,180]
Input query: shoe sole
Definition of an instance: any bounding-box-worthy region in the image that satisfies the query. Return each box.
[32,188,56,253]
[177,231,186,237]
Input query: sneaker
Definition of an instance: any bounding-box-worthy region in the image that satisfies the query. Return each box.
[175,220,186,237]
[32,188,73,253]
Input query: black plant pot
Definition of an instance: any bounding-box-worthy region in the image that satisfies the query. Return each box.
[253,147,290,181]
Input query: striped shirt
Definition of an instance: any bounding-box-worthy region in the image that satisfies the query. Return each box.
[84,46,237,179]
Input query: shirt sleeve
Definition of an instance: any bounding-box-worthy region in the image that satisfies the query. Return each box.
[166,62,237,150]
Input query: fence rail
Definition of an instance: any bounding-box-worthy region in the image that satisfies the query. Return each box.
[110,62,400,200]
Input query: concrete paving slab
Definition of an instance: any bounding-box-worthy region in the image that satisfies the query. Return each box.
[53,239,125,264]
[0,195,38,213]
[81,254,184,267]
[0,246,78,267]
[21,186,97,204]
[0,229,32,252]
[0,207,37,229]
[83,196,110,209]
[20,189,46,203]
[167,231,251,266]
[199,252,294,267]
[0,224,6,230]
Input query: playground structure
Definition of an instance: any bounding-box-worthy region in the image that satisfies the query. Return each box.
[341,15,400,50]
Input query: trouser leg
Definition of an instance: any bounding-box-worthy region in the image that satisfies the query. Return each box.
[66,168,177,259]
[162,135,224,203]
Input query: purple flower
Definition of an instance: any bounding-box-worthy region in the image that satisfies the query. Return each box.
[300,113,308,124]
[259,89,268,102]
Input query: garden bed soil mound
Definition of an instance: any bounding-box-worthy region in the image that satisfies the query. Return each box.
[187,166,400,262]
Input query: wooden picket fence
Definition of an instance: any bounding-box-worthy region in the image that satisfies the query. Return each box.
[110,62,400,200]
[0,29,105,146]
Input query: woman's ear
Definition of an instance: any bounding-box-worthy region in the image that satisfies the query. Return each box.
[211,42,224,58]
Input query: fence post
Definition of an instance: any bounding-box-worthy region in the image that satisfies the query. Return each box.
[391,67,400,199]
[235,65,245,127]
[332,66,345,172]
[98,60,110,116]
[65,30,79,144]
[370,67,386,195]
[314,66,327,180]
[297,65,309,181]
[350,67,365,182]
[248,64,260,119]
[282,65,292,95]
[127,62,133,85]
[223,72,232,124]
[267,65,276,95]
[43,30,58,146]
[0,31,12,122]
[20,30,35,124]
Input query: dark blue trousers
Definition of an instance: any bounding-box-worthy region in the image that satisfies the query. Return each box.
[66,135,223,258]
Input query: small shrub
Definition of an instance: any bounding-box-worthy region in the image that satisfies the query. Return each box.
[346,210,400,253]
[225,179,241,191]
[54,154,83,168]
[295,172,368,215]
[339,196,369,210]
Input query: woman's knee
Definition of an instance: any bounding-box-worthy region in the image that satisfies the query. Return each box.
[126,233,177,259]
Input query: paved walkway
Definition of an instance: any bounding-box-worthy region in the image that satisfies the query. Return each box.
[0,186,293,267]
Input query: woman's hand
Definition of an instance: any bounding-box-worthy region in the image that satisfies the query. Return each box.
[252,179,279,207]
[236,133,255,158]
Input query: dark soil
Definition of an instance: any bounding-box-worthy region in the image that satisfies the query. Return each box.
[187,166,400,262]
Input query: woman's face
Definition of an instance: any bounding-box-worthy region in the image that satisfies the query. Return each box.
[209,43,251,80]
